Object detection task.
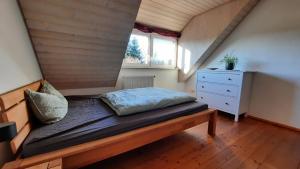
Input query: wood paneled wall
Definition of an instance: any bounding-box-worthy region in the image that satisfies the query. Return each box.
[18,0,141,89]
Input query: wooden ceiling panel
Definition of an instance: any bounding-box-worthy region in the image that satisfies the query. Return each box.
[136,0,233,31]
[19,0,141,89]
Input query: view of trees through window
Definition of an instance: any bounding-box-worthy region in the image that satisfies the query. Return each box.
[126,38,142,61]
[124,34,149,65]
[123,31,177,68]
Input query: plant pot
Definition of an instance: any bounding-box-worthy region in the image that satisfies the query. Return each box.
[225,62,235,70]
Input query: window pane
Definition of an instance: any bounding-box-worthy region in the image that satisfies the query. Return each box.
[151,37,176,67]
[124,34,149,64]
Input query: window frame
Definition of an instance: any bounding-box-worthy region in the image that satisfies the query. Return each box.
[122,29,177,69]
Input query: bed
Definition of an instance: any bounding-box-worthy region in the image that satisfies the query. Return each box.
[0,80,217,169]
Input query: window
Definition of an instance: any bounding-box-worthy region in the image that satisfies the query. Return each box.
[123,30,177,69]
[151,36,176,67]
[124,32,150,65]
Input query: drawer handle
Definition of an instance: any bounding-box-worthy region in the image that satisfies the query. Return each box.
[202,76,206,79]
[201,86,204,88]
[225,102,229,105]
[226,89,231,92]
[200,97,204,99]
[228,78,232,81]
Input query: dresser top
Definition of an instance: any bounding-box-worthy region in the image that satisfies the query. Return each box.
[197,69,253,74]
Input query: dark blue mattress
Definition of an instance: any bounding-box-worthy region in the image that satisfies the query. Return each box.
[21,96,208,158]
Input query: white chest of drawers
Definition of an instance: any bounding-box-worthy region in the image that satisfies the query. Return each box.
[196,70,253,121]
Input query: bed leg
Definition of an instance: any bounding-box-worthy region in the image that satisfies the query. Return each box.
[208,110,217,137]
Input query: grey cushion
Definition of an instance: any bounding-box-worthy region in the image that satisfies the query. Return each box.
[26,81,68,124]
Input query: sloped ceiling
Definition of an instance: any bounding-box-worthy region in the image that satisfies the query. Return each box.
[136,0,233,32]
[18,0,141,89]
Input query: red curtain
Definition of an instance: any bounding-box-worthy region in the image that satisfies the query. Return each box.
[134,22,181,38]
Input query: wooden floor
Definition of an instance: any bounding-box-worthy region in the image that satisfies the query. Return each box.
[84,114,300,169]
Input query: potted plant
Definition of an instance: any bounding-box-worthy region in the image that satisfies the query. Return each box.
[221,54,238,70]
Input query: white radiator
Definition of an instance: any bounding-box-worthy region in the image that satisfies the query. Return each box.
[122,76,155,89]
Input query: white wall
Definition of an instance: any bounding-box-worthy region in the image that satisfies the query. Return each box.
[0,0,42,94]
[177,0,249,74]
[61,68,185,95]
[0,0,42,167]
[117,68,185,91]
[186,0,300,129]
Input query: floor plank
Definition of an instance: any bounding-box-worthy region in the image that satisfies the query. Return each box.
[83,114,300,169]
[258,128,300,169]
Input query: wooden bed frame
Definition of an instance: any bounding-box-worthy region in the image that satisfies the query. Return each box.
[1,80,217,169]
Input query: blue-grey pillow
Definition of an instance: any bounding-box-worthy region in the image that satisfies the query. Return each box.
[101,87,196,116]
[25,81,68,124]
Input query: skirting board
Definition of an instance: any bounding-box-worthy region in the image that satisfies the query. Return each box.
[247,115,300,132]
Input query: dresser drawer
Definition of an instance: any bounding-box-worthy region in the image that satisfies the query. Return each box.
[197,82,239,97]
[197,72,242,85]
[197,91,238,114]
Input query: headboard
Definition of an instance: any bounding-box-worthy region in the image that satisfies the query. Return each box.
[0,80,42,155]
